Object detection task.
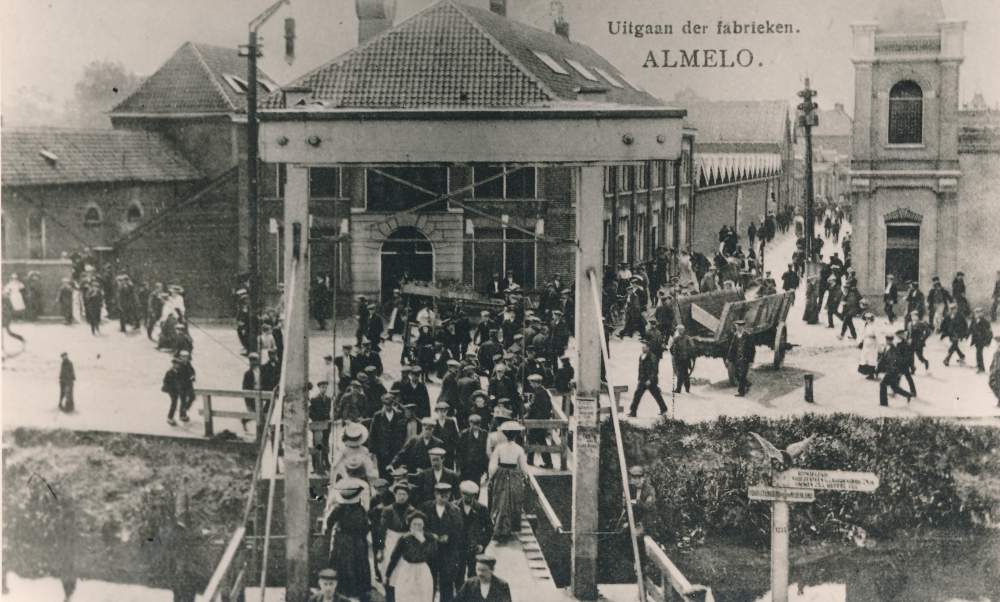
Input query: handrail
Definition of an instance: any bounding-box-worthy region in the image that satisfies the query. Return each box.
[642,535,711,602]
[526,470,565,533]
[202,526,247,600]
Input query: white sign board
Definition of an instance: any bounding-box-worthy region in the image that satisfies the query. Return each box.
[774,469,879,492]
[748,486,815,502]
[576,396,598,426]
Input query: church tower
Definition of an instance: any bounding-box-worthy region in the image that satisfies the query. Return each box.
[848,0,965,300]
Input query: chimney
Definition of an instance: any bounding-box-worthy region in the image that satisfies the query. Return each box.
[357,0,396,45]
[490,0,506,16]
[834,103,844,113]
[555,19,570,39]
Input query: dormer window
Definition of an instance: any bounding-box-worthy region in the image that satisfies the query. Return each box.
[531,50,569,75]
[83,204,102,226]
[565,59,598,81]
[126,202,143,223]
[222,74,250,94]
[618,72,645,92]
[889,81,922,144]
[593,67,624,88]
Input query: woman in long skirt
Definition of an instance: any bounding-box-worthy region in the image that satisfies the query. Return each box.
[857,312,880,379]
[488,421,529,542]
[386,510,437,602]
[376,483,413,585]
[325,478,372,601]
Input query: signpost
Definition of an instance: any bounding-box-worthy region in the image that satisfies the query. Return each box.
[774,469,879,492]
[750,468,878,602]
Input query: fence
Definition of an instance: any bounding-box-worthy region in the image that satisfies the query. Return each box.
[196,389,274,439]
[642,535,709,602]
[522,393,571,471]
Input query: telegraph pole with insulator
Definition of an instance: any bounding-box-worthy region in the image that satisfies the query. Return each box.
[797,79,822,324]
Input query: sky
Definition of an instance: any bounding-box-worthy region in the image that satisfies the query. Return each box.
[2,0,998,119]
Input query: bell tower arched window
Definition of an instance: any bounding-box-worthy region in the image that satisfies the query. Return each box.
[888,81,923,144]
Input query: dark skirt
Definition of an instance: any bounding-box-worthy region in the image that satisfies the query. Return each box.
[489,466,524,539]
[329,531,371,598]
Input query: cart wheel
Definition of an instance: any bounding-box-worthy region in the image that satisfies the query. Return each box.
[773,322,788,368]
[724,358,738,386]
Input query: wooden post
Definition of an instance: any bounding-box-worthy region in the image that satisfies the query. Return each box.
[572,165,604,600]
[283,164,311,602]
[804,374,814,403]
[771,501,790,602]
[204,394,214,437]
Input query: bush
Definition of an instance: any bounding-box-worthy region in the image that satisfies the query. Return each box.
[598,415,1000,548]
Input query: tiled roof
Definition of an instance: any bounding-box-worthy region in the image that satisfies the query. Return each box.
[1,128,203,187]
[112,42,277,115]
[813,108,853,138]
[678,100,789,146]
[260,0,662,109]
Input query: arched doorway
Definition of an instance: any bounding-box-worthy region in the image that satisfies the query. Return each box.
[381,227,433,302]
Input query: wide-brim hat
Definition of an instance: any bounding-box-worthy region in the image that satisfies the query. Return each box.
[342,422,369,446]
[335,477,367,502]
[499,421,524,432]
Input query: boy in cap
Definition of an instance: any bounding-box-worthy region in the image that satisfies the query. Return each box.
[162,357,187,426]
[969,308,994,373]
[726,320,756,397]
[432,401,461,468]
[456,481,493,578]
[310,568,346,602]
[628,341,668,417]
[456,555,512,602]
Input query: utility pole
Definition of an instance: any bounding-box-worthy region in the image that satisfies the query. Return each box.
[797,79,821,324]
[243,0,292,355]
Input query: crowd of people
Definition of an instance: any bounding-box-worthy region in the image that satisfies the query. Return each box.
[235,274,581,601]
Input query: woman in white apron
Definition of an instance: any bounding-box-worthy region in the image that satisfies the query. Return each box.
[376,482,413,583]
[857,312,880,379]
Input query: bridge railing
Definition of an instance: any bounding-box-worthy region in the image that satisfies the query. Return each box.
[523,389,571,470]
[196,388,274,439]
[642,535,707,602]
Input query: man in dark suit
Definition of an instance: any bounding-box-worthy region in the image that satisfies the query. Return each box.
[431,401,461,468]
[439,360,461,408]
[355,340,383,378]
[398,366,432,418]
[413,447,460,506]
[455,414,489,485]
[308,381,333,474]
[368,392,409,478]
[242,352,279,431]
[487,362,521,418]
[877,334,913,405]
[498,270,517,295]
[389,418,443,474]
[333,344,355,393]
[456,555,512,602]
[883,274,899,324]
[455,365,480,428]
[456,481,493,579]
[523,374,554,468]
[627,341,667,416]
[420,482,466,602]
[486,273,503,299]
[669,325,694,394]
[549,310,572,361]
[726,320,756,397]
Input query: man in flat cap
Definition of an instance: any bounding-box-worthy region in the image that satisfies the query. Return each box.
[524,374,554,469]
[726,320,755,397]
[456,481,493,579]
[420,481,465,602]
[309,568,349,602]
[414,447,460,506]
[334,344,355,394]
[927,277,952,332]
[242,351,279,432]
[369,392,409,478]
[309,381,334,474]
[970,307,994,373]
[456,415,490,486]
[456,555,512,602]
[432,401,461,468]
[390,417,443,475]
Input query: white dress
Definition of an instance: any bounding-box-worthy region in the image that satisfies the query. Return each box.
[858,322,880,374]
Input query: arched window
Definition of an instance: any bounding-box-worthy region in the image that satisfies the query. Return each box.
[126,202,143,223]
[889,81,922,144]
[83,204,102,226]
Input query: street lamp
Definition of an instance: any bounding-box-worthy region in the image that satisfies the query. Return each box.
[241,0,294,355]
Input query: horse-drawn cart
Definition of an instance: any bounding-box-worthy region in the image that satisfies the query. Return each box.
[672,289,795,384]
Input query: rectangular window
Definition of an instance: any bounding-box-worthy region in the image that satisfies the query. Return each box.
[366,167,448,212]
[620,166,633,192]
[28,214,44,259]
[637,164,648,190]
[260,163,285,199]
[565,59,599,81]
[473,227,535,290]
[472,164,536,199]
[604,166,616,194]
[309,167,341,198]
[593,67,624,88]
[531,50,569,75]
[889,99,922,144]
